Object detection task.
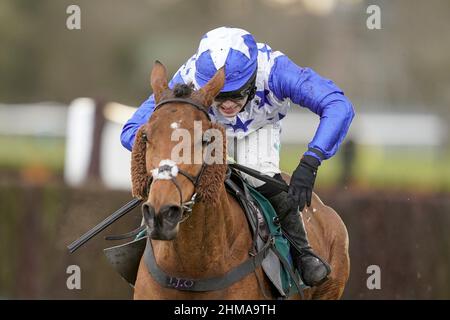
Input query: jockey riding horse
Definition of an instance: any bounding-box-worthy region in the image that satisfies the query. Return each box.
[120,26,355,287]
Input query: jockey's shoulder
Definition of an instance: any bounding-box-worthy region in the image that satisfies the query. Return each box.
[255,43,287,77]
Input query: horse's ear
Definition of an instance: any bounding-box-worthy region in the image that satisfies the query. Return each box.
[198,67,225,107]
[150,60,169,103]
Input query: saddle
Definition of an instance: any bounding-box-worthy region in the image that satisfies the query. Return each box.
[103,168,307,298]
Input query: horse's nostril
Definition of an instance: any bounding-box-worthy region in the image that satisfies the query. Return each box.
[142,203,155,223]
[159,205,182,222]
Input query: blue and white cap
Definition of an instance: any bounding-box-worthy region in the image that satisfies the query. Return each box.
[195,27,258,92]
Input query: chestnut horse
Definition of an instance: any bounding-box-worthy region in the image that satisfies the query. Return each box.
[131,61,350,299]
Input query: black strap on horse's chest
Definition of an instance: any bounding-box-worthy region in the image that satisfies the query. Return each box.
[143,236,273,292]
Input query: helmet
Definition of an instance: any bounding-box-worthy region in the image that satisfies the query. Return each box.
[195,26,258,93]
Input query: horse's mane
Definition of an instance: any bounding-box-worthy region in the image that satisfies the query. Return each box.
[131,89,227,206]
[172,83,194,98]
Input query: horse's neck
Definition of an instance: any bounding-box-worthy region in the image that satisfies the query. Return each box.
[152,185,245,278]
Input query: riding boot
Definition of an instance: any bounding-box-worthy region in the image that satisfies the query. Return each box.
[267,191,331,287]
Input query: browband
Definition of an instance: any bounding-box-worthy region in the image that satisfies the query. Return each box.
[154,98,211,121]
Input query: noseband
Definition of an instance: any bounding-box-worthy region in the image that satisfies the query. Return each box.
[143,97,212,223]
[149,159,207,223]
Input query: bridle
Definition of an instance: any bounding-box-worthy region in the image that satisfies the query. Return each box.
[142,97,213,223]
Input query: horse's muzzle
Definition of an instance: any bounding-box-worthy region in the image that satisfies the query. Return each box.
[142,203,182,240]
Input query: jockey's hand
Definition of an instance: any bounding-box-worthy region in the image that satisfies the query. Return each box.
[288,155,321,212]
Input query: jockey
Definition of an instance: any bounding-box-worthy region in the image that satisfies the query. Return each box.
[121,26,354,287]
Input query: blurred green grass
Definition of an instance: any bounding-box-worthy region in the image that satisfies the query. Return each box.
[281,144,450,192]
[1,136,449,192]
[0,136,65,172]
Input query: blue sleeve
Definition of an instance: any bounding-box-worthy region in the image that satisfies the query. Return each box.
[120,71,186,151]
[268,55,355,162]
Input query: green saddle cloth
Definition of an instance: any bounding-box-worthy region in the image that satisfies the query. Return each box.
[247,185,302,296]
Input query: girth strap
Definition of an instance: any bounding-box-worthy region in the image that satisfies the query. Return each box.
[143,236,273,292]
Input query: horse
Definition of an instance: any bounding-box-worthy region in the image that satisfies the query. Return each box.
[130,61,350,299]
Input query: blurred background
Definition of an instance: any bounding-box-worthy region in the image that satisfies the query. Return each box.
[0,0,449,299]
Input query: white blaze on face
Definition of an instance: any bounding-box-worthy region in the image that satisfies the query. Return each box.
[170,122,180,129]
[151,159,179,180]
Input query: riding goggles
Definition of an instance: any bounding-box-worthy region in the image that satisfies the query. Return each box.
[214,70,257,102]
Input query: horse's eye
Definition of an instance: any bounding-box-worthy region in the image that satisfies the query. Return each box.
[142,133,148,142]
